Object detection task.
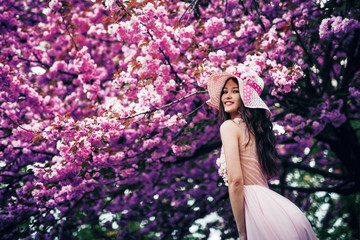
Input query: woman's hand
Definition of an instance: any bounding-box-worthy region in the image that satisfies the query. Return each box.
[239,232,247,240]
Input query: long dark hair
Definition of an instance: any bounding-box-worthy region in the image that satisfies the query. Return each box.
[219,78,279,178]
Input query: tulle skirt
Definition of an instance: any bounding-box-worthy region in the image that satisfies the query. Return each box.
[244,185,318,240]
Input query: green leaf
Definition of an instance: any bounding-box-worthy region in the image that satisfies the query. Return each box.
[290,34,297,41]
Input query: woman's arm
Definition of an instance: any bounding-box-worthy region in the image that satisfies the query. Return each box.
[220,121,246,240]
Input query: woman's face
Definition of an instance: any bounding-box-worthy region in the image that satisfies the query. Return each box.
[221,78,242,119]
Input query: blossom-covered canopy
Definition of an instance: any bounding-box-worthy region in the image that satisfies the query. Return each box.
[1,0,359,239]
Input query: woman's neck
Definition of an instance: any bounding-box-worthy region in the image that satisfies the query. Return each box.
[230,112,242,120]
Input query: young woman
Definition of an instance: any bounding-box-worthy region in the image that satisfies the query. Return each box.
[206,70,318,240]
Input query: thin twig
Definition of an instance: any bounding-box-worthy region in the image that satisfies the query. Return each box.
[0,134,12,139]
[60,13,79,51]
[253,0,266,31]
[19,54,78,78]
[117,90,208,120]
[184,102,206,117]
[143,28,183,84]
[33,53,50,68]
[0,172,33,178]
[290,20,315,67]
[158,47,182,83]
[173,102,206,139]
[0,107,34,133]
[185,0,199,26]
[13,147,57,156]
[224,0,228,18]
[179,0,197,24]
[90,37,121,43]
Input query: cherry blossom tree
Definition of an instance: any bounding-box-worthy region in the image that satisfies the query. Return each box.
[0,0,359,239]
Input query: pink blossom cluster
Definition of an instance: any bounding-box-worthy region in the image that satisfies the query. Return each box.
[208,50,227,66]
[0,62,11,88]
[103,0,122,12]
[235,17,262,38]
[319,16,360,40]
[203,17,226,38]
[174,25,196,50]
[216,147,228,185]
[49,0,62,11]
[259,26,286,60]
[243,52,269,74]
[226,64,261,86]
[171,144,191,156]
[270,64,304,94]
[108,17,147,43]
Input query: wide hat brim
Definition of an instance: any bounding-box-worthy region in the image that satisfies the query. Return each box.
[206,72,271,117]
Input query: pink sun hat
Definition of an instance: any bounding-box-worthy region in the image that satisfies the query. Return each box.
[206,67,271,117]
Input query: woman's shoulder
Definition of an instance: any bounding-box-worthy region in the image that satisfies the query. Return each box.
[220,119,244,135]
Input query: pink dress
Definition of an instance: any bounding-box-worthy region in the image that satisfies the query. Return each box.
[216,118,318,240]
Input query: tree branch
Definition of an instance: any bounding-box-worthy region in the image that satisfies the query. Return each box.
[173,102,207,139]
[290,20,316,67]
[174,140,222,164]
[19,53,78,78]
[13,147,56,156]
[158,47,182,83]
[0,172,33,179]
[284,161,348,180]
[143,27,182,83]
[179,0,199,25]
[224,0,228,18]
[60,12,79,51]
[252,0,266,31]
[0,107,34,133]
[270,180,355,194]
